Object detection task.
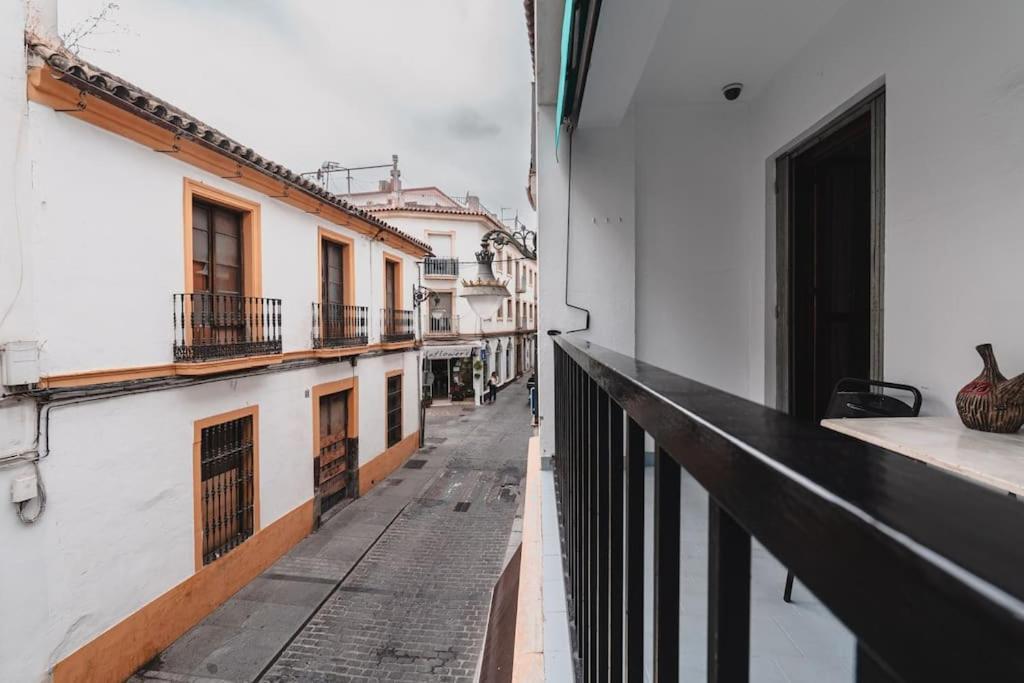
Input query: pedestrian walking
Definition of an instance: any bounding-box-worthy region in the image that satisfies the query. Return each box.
[487,372,498,404]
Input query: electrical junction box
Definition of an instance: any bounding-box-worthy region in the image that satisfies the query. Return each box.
[11,471,38,503]
[1,341,40,386]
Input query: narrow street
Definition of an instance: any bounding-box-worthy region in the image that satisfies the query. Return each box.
[133,379,531,683]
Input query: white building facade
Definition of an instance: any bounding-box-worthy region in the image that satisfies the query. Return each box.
[347,178,538,404]
[0,16,429,682]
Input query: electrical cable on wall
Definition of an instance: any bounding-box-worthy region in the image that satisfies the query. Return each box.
[15,461,46,524]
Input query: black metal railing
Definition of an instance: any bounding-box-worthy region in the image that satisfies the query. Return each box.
[312,303,368,348]
[552,334,1024,683]
[424,257,459,278]
[381,308,415,342]
[173,293,282,362]
[427,311,459,336]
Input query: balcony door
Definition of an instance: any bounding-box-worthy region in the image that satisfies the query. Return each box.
[322,240,345,338]
[385,260,398,311]
[777,90,884,421]
[192,200,244,345]
[430,292,453,334]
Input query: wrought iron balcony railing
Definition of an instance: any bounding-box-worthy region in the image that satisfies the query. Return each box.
[552,334,1024,682]
[173,293,282,362]
[423,257,459,278]
[427,311,459,336]
[381,308,415,343]
[312,303,368,348]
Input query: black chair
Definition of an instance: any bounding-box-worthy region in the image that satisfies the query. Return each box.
[783,377,922,603]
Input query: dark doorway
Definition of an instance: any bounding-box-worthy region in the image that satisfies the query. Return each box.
[430,359,450,398]
[787,108,876,421]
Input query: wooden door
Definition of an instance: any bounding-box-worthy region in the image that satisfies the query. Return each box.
[316,390,351,514]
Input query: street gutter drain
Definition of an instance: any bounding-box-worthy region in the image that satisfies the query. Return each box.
[454,502,471,512]
[404,459,427,469]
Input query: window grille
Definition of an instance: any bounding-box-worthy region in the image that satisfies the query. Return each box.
[386,375,402,447]
[200,415,255,565]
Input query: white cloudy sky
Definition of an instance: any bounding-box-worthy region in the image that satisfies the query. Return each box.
[59,0,536,223]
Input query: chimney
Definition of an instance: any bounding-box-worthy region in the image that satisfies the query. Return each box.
[389,154,403,207]
[378,180,390,192]
[466,194,481,211]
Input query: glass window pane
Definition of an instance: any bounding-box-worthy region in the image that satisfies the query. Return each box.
[215,233,240,267]
[192,203,209,231]
[193,228,209,262]
[213,208,241,237]
[214,264,241,294]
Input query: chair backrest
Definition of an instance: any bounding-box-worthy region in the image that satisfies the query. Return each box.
[825,378,923,419]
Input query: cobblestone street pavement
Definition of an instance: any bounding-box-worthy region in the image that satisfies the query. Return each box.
[262,381,531,683]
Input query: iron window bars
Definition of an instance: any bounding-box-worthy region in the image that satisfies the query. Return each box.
[386,374,402,448]
[200,415,255,565]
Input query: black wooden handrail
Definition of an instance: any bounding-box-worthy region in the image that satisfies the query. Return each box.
[552,334,1024,682]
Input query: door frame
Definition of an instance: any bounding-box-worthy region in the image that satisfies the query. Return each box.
[773,86,885,413]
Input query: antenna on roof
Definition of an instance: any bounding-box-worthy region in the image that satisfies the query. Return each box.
[299,156,397,194]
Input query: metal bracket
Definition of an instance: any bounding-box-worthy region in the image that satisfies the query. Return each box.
[219,164,243,180]
[54,90,87,112]
[304,203,324,215]
[154,134,183,154]
[269,186,291,199]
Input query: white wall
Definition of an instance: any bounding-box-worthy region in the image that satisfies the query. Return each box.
[627,0,1024,415]
[635,104,755,398]
[536,103,637,457]
[25,105,421,376]
[0,1,36,345]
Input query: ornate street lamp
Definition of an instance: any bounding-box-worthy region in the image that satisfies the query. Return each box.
[459,230,522,319]
[412,284,440,308]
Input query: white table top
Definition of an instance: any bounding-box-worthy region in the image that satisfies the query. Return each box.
[820,417,1024,496]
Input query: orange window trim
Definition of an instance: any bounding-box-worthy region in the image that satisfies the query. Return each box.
[192,405,260,572]
[317,227,356,307]
[183,178,262,297]
[383,251,405,310]
[311,377,360,448]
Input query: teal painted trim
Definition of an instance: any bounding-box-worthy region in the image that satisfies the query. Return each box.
[554,0,573,154]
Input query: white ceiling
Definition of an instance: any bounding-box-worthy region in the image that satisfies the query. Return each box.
[632,0,849,105]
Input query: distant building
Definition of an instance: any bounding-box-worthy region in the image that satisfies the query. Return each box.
[346,164,538,404]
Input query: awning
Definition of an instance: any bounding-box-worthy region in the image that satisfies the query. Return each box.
[422,343,482,360]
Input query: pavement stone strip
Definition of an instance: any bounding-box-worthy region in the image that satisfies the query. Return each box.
[132,379,531,683]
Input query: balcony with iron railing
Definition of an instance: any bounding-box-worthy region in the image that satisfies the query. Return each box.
[423,257,459,278]
[381,308,415,343]
[312,303,368,348]
[426,310,460,337]
[529,334,1024,682]
[173,293,282,362]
